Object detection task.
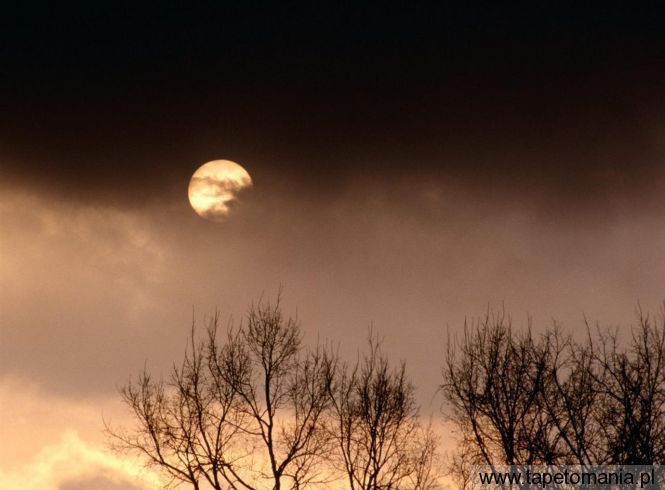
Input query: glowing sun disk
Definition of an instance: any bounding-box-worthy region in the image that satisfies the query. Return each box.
[188,160,252,221]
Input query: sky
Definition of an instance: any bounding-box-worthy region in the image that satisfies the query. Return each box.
[2,2,665,488]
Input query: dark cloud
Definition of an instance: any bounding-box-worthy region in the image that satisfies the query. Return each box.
[1,2,664,212]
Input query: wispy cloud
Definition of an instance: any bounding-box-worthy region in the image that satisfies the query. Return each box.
[0,430,161,490]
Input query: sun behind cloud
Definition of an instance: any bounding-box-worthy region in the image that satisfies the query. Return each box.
[188,160,253,222]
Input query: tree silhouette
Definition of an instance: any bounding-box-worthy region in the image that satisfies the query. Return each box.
[327,332,438,490]
[442,310,548,467]
[110,298,665,488]
[215,299,334,489]
[590,309,665,464]
[108,297,334,490]
[108,298,440,489]
[442,304,665,481]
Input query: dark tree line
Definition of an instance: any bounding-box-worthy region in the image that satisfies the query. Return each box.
[441,305,665,484]
[110,296,665,489]
[108,298,438,490]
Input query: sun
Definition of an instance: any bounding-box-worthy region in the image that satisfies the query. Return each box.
[188,160,252,222]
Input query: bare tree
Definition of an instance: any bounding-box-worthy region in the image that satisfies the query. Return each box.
[327,332,439,490]
[108,297,335,490]
[442,304,665,472]
[442,310,548,467]
[591,308,665,464]
[107,319,252,489]
[538,327,601,465]
[216,299,335,489]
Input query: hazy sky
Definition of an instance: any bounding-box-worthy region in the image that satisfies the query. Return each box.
[2,3,665,488]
